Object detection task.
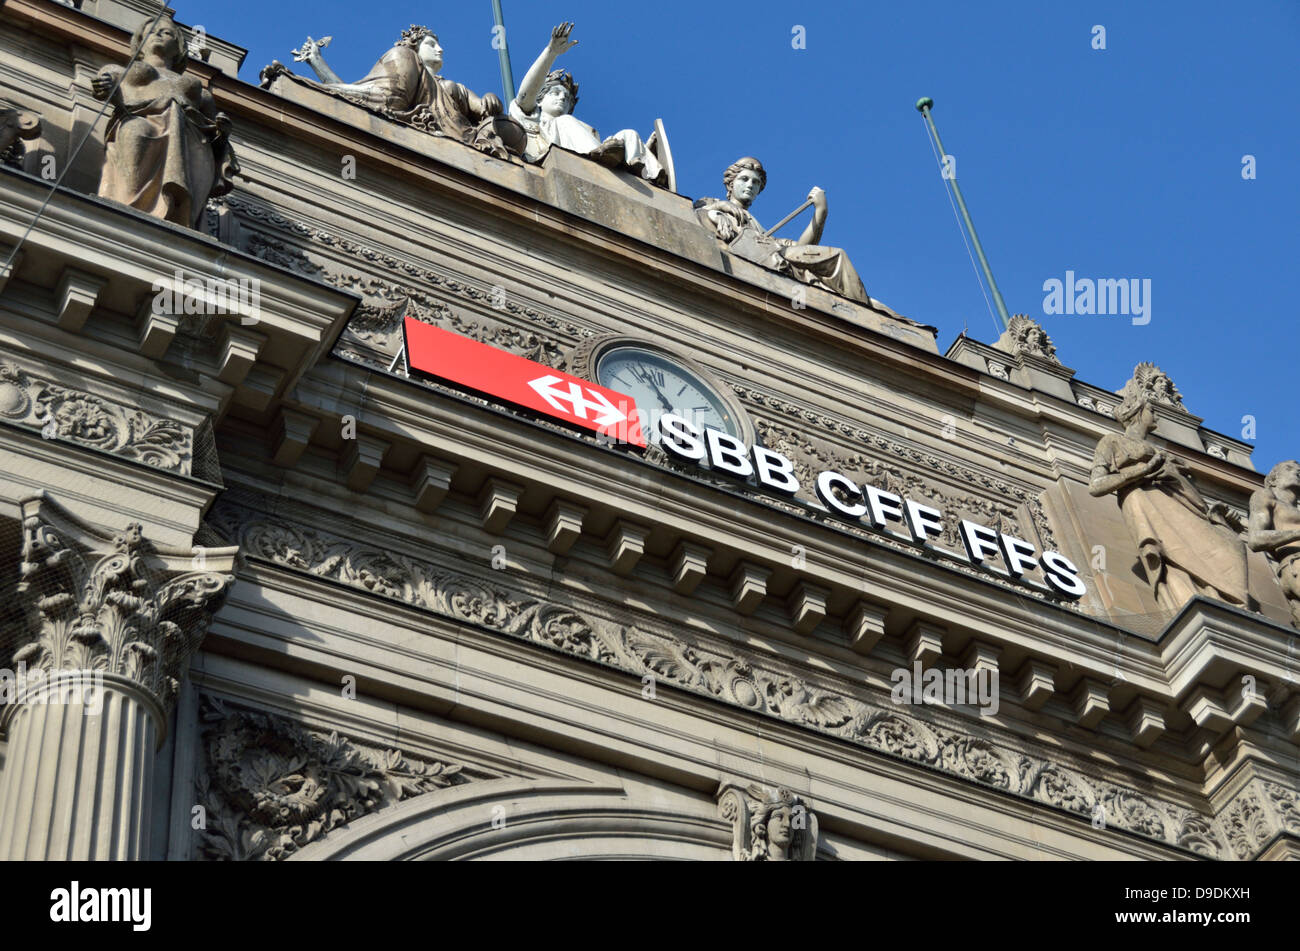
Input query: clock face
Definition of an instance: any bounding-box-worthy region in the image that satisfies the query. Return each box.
[595,346,739,443]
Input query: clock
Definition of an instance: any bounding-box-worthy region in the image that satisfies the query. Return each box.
[595,345,741,443]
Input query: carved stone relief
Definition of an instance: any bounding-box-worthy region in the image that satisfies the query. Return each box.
[0,99,50,174]
[1117,361,1185,411]
[718,783,818,860]
[994,314,1060,364]
[0,359,194,474]
[13,494,236,712]
[193,695,481,860]
[208,499,1227,857]
[1218,779,1300,860]
[227,194,593,368]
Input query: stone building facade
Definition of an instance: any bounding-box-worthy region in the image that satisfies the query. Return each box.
[0,0,1296,860]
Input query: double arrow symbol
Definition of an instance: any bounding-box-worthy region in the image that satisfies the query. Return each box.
[527,376,628,427]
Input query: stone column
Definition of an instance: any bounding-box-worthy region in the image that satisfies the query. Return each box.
[0,493,236,860]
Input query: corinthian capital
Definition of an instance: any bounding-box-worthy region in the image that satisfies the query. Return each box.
[12,492,237,712]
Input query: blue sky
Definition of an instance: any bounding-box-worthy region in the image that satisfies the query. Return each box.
[183,0,1299,471]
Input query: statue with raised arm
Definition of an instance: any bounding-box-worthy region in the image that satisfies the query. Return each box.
[509,23,670,188]
[275,26,525,160]
[92,14,238,229]
[1248,460,1300,627]
[693,157,869,304]
[1089,390,1249,613]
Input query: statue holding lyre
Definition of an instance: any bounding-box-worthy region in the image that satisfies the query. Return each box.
[694,157,868,304]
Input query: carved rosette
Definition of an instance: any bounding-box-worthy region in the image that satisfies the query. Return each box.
[994,314,1060,364]
[718,783,819,861]
[194,696,475,860]
[10,493,236,714]
[0,360,194,473]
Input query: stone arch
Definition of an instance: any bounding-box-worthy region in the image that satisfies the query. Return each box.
[289,777,732,861]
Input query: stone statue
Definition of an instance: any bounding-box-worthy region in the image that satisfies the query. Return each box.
[718,783,818,861]
[1248,460,1300,628]
[1118,361,1184,410]
[275,26,525,161]
[995,314,1059,364]
[92,14,238,229]
[694,157,869,304]
[1089,390,1249,613]
[509,23,670,188]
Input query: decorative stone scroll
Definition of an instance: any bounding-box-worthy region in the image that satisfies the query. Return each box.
[0,359,194,474]
[1219,778,1300,860]
[210,500,1229,857]
[194,696,475,861]
[718,783,818,861]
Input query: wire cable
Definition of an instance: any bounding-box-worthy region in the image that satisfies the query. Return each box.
[919,113,1001,338]
[1,6,169,276]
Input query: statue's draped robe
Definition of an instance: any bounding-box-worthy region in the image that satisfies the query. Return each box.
[1094,433,1248,609]
[98,65,236,228]
[693,198,868,304]
[333,45,520,156]
[508,101,664,183]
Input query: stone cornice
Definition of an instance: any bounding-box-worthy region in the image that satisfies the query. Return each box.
[0,168,359,420]
[206,500,1232,857]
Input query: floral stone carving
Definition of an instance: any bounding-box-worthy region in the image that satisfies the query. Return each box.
[194,696,473,860]
[209,499,1228,857]
[12,493,236,712]
[0,360,194,473]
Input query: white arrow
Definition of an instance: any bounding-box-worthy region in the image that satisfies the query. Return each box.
[528,375,628,427]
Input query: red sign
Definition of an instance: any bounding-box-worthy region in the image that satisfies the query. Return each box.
[403,317,646,447]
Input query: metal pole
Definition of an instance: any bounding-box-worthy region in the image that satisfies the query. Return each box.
[491,0,516,104]
[916,97,1011,331]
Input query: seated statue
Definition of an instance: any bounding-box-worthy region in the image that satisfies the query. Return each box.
[92,15,238,229]
[1089,390,1249,613]
[509,23,669,188]
[694,157,868,304]
[281,26,525,161]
